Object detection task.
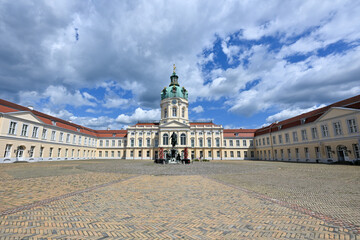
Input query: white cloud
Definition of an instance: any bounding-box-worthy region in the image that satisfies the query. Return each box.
[266,105,326,123]
[116,108,161,125]
[102,97,129,109]
[192,106,204,113]
[19,85,97,108]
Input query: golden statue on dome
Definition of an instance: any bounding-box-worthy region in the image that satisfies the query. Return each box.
[173,64,176,74]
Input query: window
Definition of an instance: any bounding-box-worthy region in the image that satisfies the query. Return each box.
[112,140,115,147]
[106,140,109,147]
[217,151,220,157]
[216,138,220,147]
[191,138,195,147]
[58,148,61,157]
[295,148,299,159]
[266,137,270,145]
[199,138,203,147]
[73,135,76,144]
[49,148,53,158]
[223,140,226,147]
[131,139,134,147]
[99,151,102,157]
[262,138,265,145]
[130,151,134,157]
[191,132,195,135]
[353,144,359,159]
[326,146,332,158]
[347,119,358,133]
[230,151,234,158]
[311,127,318,139]
[278,135,282,144]
[305,147,309,159]
[285,133,290,143]
[21,124,28,136]
[84,137,87,145]
[301,129,308,141]
[224,151,227,158]
[59,132,63,142]
[118,140,122,146]
[251,151,254,158]
[118,151,121,157]
[147,138,151,147]
[274,150,278,159]
[4,144,12,158]
[272,136,276,144]
[32,127,39,138]
[111,151,114,157]
[138,151,142,157]
[155,139,159,147]
[164,108,168,118]
[229,140,233,147]
[235,140,240,147]
[237,151,241,158]
[105,151,108,157]
[208,151,212,158]
[71,149,74,158]
[243,140,247,146]
[333,122,342,135]
[292,132,298,142]
[8,122,17,135]
[138,139,142,147]
[321,125,329,137]
[181,134,186,145]
[280,149,284,160]
[78,136,82,145]
[287,149,291,159]
[139,132,143,136]
[146,151,150,157]
[99,140,103,147]
[29,146,35,158]
[40,147,44,158]
[66,134,70,143]
[163,134,169,145]
[315,147,321,159]
[65,149,68,158]
[250,140,253,147]
[172,107,177,117]
[182,108,185,118]
[207,138,211,147]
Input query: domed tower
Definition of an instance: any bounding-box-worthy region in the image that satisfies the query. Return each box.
[160,65,189,124]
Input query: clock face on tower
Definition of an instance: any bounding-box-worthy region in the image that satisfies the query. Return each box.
[172,99,177,104]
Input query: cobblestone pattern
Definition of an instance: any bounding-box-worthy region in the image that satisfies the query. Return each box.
[0,175,358,239]
[0,161,132,212]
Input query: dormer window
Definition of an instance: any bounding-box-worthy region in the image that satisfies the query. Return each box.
[52,121,56,126]
[77,128,80,132]
[301,118,306,124]
[112,133,116,137]
[278,125,282,130]
[235,133,239,136]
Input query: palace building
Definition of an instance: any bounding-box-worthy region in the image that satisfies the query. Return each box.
[0,69,359,164]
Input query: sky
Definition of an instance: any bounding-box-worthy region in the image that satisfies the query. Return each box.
[0,0,359,130]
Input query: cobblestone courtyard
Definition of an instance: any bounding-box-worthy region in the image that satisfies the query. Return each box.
[0,160,359,239]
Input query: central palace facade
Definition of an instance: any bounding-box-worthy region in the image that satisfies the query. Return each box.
[0,70,359,163]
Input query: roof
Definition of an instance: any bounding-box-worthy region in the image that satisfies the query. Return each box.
[255,94,360,137]
[223,129,256,138]
[0,98,125,138]
[190,122,217,126]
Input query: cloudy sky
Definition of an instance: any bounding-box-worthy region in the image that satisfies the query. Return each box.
[0,0,359,130]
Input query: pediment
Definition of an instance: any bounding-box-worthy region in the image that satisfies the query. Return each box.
[316,107,359,122]
[6,111,44,124]
[160,120,190,129]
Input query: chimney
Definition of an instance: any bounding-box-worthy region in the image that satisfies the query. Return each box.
[28,106,34,110]
[107,127,110,131]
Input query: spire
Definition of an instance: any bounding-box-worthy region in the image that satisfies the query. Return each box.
[169,64,179,86]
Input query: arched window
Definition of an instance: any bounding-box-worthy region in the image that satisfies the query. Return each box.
[164,109,168,118]
[172,107,177,117]
[199,138,203,147]
[207,138,211,147]
[181,133,186,145]
[163,133,169,145]
[182,107,185,118]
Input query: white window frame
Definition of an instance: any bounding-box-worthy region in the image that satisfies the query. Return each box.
[32,126,39,138]
[8,121,17,135]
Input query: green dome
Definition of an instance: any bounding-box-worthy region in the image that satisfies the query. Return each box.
[161,85,188,100]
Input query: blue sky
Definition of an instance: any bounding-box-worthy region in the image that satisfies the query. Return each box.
[0,0,359,129]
